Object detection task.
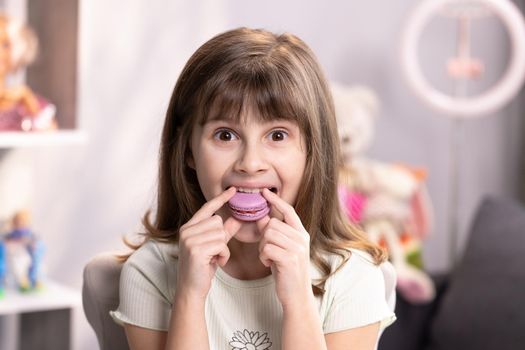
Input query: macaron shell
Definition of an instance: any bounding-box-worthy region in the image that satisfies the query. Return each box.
[231,205,270,221]
[228,192,268,208]
[228,192,270,221]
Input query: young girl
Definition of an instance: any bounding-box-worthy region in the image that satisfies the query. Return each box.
[111,27,396,350]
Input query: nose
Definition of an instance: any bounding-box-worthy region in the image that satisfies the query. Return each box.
[233,141,269,175]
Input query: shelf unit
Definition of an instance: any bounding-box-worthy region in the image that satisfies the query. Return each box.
[0,130,87,148]
[0,280,81,350]
[0,0,84,148]
[0,1,83,349]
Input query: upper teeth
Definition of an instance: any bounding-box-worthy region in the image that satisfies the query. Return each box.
[237,187,270,193]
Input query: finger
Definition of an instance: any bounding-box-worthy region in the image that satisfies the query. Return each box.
[199,239,229,265]
[259,243,287,267]
[256,215,271,235]
[223,216,243,242]
[261,188,304,230]
[258,227,293,254]
[180,215,223,239]
[186,187,237,226]
[266,217,310,244]
[216,253,230,267]
[215,243,231,267]
[183,228,226,247]
[183,238,223,261]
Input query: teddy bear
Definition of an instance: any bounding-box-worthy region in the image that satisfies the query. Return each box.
[332,82,436,304]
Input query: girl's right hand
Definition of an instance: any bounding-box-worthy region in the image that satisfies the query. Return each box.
[176,187,241,301]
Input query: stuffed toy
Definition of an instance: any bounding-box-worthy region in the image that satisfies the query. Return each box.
[0,13,57,132]
[2,209,45,292]
[332,82,436,304]
[0,240,5,297]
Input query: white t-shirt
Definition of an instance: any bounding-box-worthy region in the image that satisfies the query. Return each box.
[111,240,396,349]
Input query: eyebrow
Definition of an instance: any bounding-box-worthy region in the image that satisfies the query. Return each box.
[203,120,301,135]
[204,117,297,127]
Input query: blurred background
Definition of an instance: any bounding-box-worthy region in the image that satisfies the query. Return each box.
[0,0,524,349]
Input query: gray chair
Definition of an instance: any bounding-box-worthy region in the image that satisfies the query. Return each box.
[380,196,525,350]
[82,252,129,350]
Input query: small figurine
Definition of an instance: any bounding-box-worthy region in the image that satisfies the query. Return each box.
[0,240,5,298]
[4,209,45,291]
[0,13,57,132]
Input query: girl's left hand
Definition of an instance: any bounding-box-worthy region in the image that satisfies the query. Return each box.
[256,188,313,309]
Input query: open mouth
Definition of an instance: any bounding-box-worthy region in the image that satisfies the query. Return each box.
[235,187,278,194]
[227,187,276,221]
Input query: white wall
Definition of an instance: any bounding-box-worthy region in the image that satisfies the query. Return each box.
[2,1,522,348]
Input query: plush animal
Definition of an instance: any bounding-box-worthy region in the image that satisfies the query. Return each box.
[332,82,435,304]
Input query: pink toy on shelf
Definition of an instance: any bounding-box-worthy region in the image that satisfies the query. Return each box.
[0,13,57,132]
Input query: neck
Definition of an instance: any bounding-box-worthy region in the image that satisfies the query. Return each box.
[224,238,271,280]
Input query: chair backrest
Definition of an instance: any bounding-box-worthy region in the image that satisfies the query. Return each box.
[82,252,129,350]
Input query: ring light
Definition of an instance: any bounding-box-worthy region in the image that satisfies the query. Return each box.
[401,0,525,117]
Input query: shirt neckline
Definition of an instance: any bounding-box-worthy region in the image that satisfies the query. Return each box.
[215,266,275,289]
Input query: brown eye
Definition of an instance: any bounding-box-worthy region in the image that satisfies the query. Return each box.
[215,129,237,141]
[270,130,287,141]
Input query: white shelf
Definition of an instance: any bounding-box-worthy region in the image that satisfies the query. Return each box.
[0,281,81,315]
[0,130,88,148]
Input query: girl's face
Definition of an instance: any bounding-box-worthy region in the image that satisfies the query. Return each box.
[189,110,307,243]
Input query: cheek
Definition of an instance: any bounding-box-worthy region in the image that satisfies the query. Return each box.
[278,149,307,198]
[194,145,233,197]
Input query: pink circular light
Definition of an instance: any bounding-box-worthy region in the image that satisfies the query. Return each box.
[400,0,525,117]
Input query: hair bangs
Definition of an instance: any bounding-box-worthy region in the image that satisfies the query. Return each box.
[196,63,311,135]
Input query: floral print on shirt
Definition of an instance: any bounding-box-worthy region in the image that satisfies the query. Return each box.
[229,329,272,350]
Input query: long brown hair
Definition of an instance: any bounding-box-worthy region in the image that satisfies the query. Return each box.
[127,27,386,296]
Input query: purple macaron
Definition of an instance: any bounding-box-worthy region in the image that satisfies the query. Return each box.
[228,191,270,221]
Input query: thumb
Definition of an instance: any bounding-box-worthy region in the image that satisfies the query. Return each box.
[216,248,230,267]
[256,215,270,235]
[223,216,242,242]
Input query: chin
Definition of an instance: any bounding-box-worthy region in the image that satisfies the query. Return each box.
[232,235,261,244]
[232,222,262,243]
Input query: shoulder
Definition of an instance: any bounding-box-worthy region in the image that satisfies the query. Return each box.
[121,240,179,292]
[324,248,388,293]
[325,248,380,275]
[113,240,179,331]
[320,249,397,332]
[126,239,179,266]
